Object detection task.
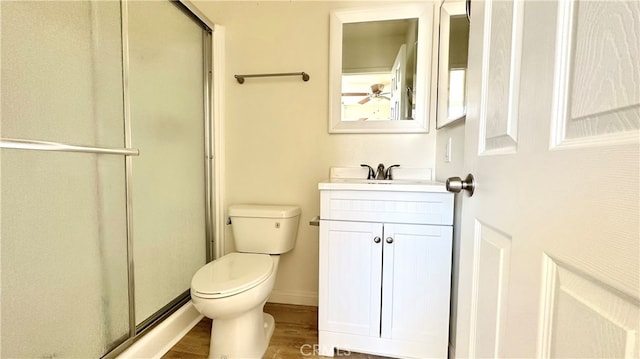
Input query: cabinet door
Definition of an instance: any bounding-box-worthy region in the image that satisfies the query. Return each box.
[381,224,453,350]
[319,220,383,337]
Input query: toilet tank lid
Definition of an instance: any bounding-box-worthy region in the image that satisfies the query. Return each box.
[229,204,301,218]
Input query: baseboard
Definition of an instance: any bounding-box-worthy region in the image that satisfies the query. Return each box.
[117,301,204,359]
[268,289,318,306]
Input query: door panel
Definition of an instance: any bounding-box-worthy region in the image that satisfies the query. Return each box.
[127,0,207,325]
[551,0,640,145]
[539,255,639,358]
[0,2,129,356]
[470,221,511,358]
[319,220,383,337]
[478,0,523,154]
[456,0,639,358]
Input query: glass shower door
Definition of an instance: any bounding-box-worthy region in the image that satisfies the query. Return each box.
[127,0,208,326]
[1,1,131,357]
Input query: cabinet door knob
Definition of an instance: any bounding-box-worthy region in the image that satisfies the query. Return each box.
[373,236,381,243]
[385,237,394,244]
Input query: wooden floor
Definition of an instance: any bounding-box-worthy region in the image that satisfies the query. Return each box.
[162,303,391,359]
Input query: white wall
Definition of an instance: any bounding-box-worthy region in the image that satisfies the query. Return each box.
[193,1,438,305]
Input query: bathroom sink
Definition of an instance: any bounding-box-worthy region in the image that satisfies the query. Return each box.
[318,178,448,192]
[330,178,397,184]
[319,166,447,192]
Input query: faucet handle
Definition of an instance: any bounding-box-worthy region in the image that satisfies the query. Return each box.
[360,164,375,180]
[385,164,400,180]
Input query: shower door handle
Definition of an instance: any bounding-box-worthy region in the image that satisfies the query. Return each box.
[0,138,140,156]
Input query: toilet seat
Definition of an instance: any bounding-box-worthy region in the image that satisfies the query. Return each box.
[191,252,274,299]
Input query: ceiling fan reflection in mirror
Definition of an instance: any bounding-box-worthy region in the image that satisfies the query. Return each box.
[342,83,390,104]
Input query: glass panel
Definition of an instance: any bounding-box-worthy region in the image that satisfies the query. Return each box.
[448,69,466,120]
[1,153,129,357]
[1,1,125,147]
[127,1,207,325]
[1,1,129,357]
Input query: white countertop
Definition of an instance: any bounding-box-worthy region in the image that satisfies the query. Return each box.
[318,178,449,192]
[319,167,448,192]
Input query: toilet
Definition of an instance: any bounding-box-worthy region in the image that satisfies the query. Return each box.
[190,204,301,359]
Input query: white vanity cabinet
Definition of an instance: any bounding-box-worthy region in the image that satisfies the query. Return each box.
[318,185,454,358]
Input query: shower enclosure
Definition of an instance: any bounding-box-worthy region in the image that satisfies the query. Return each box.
[0,1,213,357]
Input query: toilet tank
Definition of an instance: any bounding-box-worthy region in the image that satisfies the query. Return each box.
[228,204,301,254]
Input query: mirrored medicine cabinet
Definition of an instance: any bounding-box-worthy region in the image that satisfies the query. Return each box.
[328,4,433,133]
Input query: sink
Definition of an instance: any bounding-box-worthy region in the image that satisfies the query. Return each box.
[330,178,397,184]
[318,179,447,192]
[319,167,447,192]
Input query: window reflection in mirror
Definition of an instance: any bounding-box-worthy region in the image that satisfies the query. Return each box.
[447,15,469,121]
[436,1,469,128]
[341,19,418,122]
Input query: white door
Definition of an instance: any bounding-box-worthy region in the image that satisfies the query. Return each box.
[390,44,407,120]
[455,0,639,358]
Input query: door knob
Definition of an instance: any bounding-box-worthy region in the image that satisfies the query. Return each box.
[374,236,381,244]
[446,173,475,197]
[385,237,394,244]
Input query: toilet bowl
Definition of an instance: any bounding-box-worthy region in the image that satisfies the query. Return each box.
[190,204,300,359]
[191,253,279,359]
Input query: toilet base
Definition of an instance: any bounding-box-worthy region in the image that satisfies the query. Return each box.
[208,307,275,359]
[264,313,275,344]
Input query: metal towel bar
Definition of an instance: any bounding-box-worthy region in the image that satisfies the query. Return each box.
[234,72,310,84]
[0,138,140,156]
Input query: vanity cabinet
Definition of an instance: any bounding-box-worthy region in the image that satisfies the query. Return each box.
[318,188,454,358]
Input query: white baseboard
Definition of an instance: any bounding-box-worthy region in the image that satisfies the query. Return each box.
[117,301,204,359]
[268,289,318,306]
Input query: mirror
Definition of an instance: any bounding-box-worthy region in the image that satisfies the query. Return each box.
[436,1,470,128]
[329,4,433,133]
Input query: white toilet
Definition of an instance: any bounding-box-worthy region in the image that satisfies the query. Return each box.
[190,204,301,359]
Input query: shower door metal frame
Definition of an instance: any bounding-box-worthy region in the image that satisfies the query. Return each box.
[172,0,219,263]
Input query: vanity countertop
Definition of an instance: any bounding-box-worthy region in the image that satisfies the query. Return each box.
[319,167,448,192]
[318,178,448,192]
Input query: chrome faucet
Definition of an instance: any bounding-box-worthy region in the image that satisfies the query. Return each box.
[362,163,400,180]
